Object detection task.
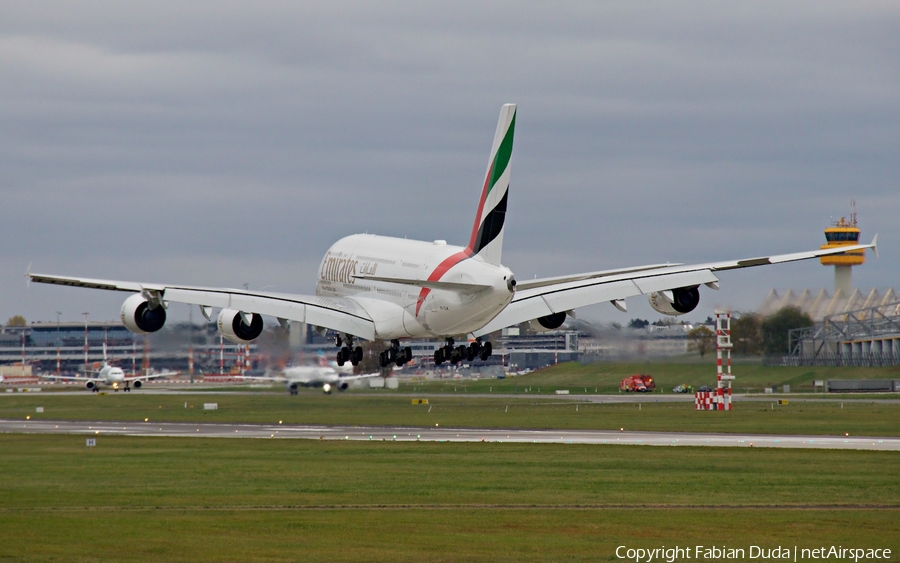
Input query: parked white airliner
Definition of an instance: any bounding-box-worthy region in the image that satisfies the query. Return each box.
[29,104,877,367]
[281,365,378,395]
[265,355,381,395]
[41,344,174,392]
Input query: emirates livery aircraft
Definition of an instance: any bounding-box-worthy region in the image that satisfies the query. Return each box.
[29,105,876,368]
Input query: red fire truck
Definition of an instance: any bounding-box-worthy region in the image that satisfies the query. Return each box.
[620,374,656,392]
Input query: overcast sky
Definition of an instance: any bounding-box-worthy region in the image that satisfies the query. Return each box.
[2,1,897,327]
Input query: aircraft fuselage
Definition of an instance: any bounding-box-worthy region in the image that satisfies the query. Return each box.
[316,234,515,339]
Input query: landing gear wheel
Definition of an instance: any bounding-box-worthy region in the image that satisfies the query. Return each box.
[434,349,443,365]
[480,341,493,361]
[351,346,363,366]
[336,352,345,367]
[334,334,343,347]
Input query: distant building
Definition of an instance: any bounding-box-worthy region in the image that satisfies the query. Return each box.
[758,288,897,321]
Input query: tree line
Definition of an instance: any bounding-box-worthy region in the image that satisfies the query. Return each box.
[687,306,813,357]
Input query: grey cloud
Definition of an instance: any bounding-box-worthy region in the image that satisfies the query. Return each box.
[1,1,897,324]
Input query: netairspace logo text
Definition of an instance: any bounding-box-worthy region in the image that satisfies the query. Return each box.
[615,545,892,563]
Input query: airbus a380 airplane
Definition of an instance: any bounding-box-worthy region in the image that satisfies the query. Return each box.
[29,105,876,368]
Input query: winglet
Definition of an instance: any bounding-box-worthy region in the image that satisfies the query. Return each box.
[24,262,33,289]
[871,234,878,259]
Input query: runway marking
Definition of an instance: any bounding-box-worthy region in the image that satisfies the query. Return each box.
[3,419,899,451]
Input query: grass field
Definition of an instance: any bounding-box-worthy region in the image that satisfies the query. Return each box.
[4,361,898,560]
[417,361,900,394]
[1,434,898,562]
[3,392,899,436]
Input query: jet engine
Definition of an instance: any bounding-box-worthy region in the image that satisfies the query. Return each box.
[648,286,701,316]
[529,312,567,332]
[217,309,264,344]
[133,380,142,389]
[85,381,97,390]
[121,294,167,334]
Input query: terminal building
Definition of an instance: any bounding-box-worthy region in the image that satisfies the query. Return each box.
[784,300,900,367]
[1,318,582,379]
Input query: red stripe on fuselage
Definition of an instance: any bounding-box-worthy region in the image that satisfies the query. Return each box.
[415,249,473,317]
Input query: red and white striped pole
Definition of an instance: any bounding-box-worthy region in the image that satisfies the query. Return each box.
[715,310,734,410]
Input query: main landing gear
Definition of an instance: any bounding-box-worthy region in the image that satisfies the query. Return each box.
[334,334,363,367]
[379,339,412,368]
[433,337,492,366]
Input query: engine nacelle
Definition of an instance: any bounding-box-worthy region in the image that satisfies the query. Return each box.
[133,380,142,389]
[217,309,264,344]
[529,312,567,332]
[85,381,96,390]
[338,382,349,391]
[648,286,701,316]
[121,294,167,334]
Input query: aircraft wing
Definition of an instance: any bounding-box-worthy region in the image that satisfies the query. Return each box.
[474,238,877,336]
[123,371,178,382]
[27,274,377,341]
[335,372,382,381]
[39,374,95,382]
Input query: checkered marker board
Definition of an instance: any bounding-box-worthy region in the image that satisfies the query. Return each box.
[694,388,732,411]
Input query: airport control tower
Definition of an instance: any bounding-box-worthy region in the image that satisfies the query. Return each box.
[820,200,864,295]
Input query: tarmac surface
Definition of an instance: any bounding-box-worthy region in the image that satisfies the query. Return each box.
[3,419,898,451]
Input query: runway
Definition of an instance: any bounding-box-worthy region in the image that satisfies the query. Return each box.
[2,419,898,451]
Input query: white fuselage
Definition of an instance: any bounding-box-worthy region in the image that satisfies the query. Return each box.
[98,365,125,386]
[315,234,515,340]
[283,365,343,387]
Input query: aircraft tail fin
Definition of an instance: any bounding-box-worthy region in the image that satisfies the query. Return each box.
[467,104,516,266]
